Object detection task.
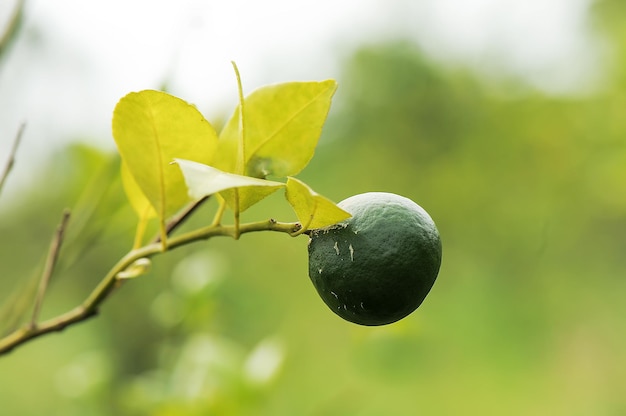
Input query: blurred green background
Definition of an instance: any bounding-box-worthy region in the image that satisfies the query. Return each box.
[1,1,626,415]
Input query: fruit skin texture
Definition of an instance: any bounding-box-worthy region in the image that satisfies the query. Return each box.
[308,192,442,326]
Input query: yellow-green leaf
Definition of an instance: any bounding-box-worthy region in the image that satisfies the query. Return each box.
[121,162,157,248]
[121,161,157,220]
[175,159,284,211]
[112,90,218,220]
[285,177,351,231]
[219,187,280,213]
[214,80,337,178]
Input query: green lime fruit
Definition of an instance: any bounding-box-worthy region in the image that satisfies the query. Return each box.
[307,192,442,326]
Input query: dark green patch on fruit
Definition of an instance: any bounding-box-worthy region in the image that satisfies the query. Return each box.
[308,192,442,326]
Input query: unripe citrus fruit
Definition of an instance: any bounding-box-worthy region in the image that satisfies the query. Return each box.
[307,192,442,326]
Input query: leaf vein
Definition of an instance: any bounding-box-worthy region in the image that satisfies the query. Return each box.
[248,83,333,160]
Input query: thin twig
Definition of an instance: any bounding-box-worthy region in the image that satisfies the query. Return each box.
[0,219,301,356]
[0,0,25,59]
[152,196,210,244]
[0,123,25,197]
[30,209,71,327]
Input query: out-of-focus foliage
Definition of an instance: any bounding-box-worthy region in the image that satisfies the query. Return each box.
[1,2,626,414]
